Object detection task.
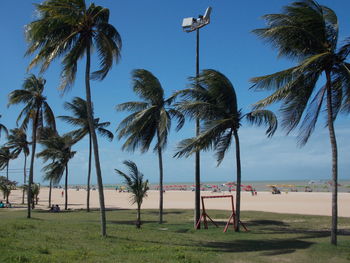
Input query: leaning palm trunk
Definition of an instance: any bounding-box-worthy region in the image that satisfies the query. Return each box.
[65,164,68,210]
[48,179,52,208]
[85,43,107,236]
[22,154,27,204]
[28,110,39,218]
[157,131,164,224]
[87,133,92,212]
[325,71,338,245]
[233,130,242,232]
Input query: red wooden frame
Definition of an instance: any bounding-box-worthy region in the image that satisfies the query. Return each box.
[196,195,248,232]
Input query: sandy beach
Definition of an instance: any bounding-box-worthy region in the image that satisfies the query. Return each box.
[5,188,350,218]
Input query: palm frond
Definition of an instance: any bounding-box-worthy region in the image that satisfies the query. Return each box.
[245,109,278,137]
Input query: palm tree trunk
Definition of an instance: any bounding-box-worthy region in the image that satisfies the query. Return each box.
[85,41,107,236]
[48,178,52,208]
[65,164,68,210]
[27,109,39,218]
[233,130,242,232]
[22,154,27,204]
[157,130,164,224]
[6,161,9,180]
[326,70,338,245]
[136,204,141,228]
[87,133,92,212]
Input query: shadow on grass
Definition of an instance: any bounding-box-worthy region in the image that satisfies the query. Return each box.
[109,220,161,225]
[247,219,289,226]
[199,238,314,255]
[147,211,186,215]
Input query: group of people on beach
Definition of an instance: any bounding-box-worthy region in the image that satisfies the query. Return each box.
[49,204,61,212]
[0,201,12,208]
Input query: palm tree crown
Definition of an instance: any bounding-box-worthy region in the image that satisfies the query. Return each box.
[6,129,30,159]
[25,0,122,91]
[8,74,56,133]
[175,69,277,163]
[59,97,114,142]
[37,133,76,184]
[0,147,14,180]
[117,69,184,152]
[115,160,149,208]
[251,0,350,145]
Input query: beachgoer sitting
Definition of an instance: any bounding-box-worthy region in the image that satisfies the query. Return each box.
[5,203,12,208]
[53,204,60,212]
[0,201,4,208]
[49,205,55,212]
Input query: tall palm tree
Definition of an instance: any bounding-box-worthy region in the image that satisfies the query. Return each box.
[25,0,122,236]
[0,147,14,180]
[116,69,184,224]
[58,97,113,212]
[0,115,8,138]
[115,160,149,228]
[8,74,56,218]
[175,69,277,231]
[37,133,76,210]
[251,0,350,245]
[6,128,30,204]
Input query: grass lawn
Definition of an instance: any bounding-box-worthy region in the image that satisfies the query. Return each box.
[0,208,349,263]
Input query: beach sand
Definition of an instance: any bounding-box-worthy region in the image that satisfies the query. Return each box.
[5,188,350,217]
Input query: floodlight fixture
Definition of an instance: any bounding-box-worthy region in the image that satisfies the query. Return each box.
[182,7,212,32]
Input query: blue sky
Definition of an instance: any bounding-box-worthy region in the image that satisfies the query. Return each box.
[0,0,350,185]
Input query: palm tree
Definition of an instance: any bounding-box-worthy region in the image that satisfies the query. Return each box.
[251,0,350,245]
[0,176,17,204]
[0,147,14,180]
[116,69,184,224]
[175,69,277,231]
[58,97,113,212]
[25,0,122,236]
[6,128,30,204]
[8,74,56,218]
[38,127,58,208]
[32,183,40,206]
[37,133,76,210]
[115,160,149,228]
[0,115,8,138]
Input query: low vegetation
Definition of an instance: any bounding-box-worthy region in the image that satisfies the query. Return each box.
[0,209,349,263]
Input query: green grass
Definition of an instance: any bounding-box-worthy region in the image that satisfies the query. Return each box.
[0,209,349,263]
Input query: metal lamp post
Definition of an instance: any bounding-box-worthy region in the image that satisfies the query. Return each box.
[182,7,212,229]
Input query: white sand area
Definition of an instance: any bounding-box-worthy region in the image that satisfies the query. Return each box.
[5,188,350,217]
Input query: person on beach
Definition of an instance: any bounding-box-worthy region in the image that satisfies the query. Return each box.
[61,190,64,197]
[53,205,60,212]
[0,201,4,208]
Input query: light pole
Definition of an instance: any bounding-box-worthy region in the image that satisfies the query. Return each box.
[182,7,212,229]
